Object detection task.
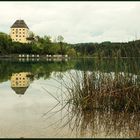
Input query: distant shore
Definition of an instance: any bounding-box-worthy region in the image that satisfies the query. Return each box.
[0,54,69,59]
[0,54,139,59]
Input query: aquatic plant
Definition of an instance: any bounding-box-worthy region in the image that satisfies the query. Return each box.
[64,70,140,112]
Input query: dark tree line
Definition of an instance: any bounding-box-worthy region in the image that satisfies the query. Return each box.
[72,41,140,57]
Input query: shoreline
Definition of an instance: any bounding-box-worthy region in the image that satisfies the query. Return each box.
[0,54,139,59]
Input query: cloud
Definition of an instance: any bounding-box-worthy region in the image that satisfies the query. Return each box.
[0,2,140,43]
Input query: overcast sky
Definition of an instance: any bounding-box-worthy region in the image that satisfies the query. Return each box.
[0,2,140,43]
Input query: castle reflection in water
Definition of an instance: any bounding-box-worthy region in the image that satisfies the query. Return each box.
[11,72,33,95]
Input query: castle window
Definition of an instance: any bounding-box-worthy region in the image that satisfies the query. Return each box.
[23,29,25,31]
[19,29,21,31]
[23,32,25,34]
[19,32,21,34]
[19,35,21,37]
[23,35,25,37]
[16,35,18,37]
[12,32,14,34]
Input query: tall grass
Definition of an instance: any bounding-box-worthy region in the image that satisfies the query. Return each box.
[63,71,140,112]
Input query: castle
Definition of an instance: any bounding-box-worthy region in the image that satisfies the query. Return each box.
[10,19,32,43]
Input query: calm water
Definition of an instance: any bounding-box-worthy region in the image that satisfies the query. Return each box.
[0,58,139,138]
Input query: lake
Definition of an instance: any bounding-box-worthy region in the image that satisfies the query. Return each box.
[0,57,139,138]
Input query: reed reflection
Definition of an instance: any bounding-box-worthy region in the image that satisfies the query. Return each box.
[68,109,140,138]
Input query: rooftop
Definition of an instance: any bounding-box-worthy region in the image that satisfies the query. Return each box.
[12,87,29,95]
[11,20,29,29]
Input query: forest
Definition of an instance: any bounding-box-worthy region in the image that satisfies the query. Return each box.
[72,41,140,57]
[0,32,140,57]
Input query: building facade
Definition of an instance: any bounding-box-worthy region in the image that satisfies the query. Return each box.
[11,72,31,88]
[10,20,30,43]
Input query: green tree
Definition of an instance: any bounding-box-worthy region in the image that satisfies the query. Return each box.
[57,35,64,55]
[67,48,76,57]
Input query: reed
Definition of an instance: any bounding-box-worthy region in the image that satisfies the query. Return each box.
[64,70,140,112]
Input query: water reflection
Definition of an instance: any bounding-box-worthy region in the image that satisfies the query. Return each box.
[0,58,139,138]
[11,72,33,95]
[18,58,68,62]
[66,109,140,138]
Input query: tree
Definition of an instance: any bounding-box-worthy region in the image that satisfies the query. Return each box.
[57,35,64,43]
[67,48,76,57]
[57,35,64,55]
[0,32,12,54]
[26,31,36,43]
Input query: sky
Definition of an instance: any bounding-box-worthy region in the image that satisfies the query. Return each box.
[0,1,140,43]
